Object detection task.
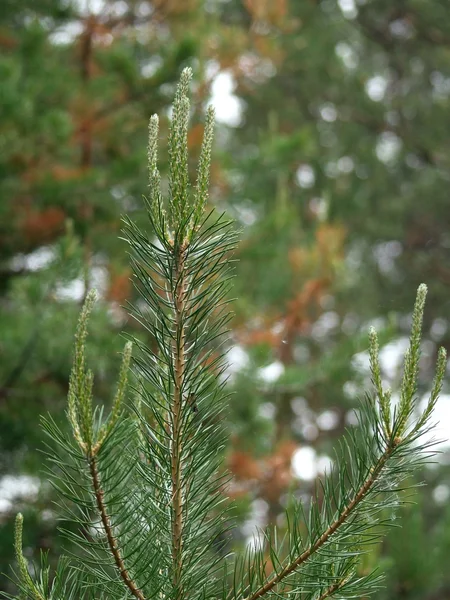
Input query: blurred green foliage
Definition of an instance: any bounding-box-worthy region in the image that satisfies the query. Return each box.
[1,0,450,598]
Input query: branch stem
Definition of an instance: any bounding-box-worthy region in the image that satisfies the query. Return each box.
[171,245,187,597]
[316,577,349,600]
[89,456,145,600]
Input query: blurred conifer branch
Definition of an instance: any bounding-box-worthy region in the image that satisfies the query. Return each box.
[8,69,445,600]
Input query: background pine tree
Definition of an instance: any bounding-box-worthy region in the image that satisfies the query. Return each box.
[1,1,450,598]
[5,67,447,600]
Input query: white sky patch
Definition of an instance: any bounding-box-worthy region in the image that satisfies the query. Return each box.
[343,381,358,400]
[259,402,276,420]
[365,75,388,102]
[238,53,276,83]
[301,423,320,441]
[324,161,338,179]
[49,0,105,45]
[73,0,106,15]
[292,446,317,480]
[296,165,315,189]
[41,509,55,521]
[317,410,339,431]
[108,0,128,17]
[225,345,250,379]
[50,20,84,45]
[259,361,284,383]
[211,72,243,127]
[205,59,220,81]
[319,103,337,122]
[234,204,258,226]
[376,132,402,164]
[0,476,40,513]
[55,277,85,301]
[293,397,450,481]
[431,71,450,100]
[309,197,328,221]
[91,265,109,295]
[430,318,448,342]
[433,484,450,504]
[55,264,109,301]
[311,311,340,340]
[135,1,152,17]
[291,396,308,416]
[372,240,403,276]
[50,0,136,44]
[10,246,55,272]
[141,56,163,78]
[389,18,414,39]
[419,393,450,450]
[379,337,410,378]
[244,498,269,550]
[272,321,284,336]
[338,0,358,20]
[337,156,354,174]
[246,529,266,552]
[335,42,359,70]
[317,454,333,475]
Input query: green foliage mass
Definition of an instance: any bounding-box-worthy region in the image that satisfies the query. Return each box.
[1,1,450,599]
[4,68,447,600]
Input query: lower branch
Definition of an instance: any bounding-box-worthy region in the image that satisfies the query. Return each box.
[246,442,397,600]
[89,456,145,600]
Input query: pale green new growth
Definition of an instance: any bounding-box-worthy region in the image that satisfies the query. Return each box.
[414,344,447,433]
[95,340,133,453]
[147,114,161,204]
[368,283,446,443]
[14,514,45,600]
[368,326,391,437]
[193,105,215,226]
[147,114,159,180]
[168,69,192,225]
[150,66,216,241]
[66,289,132,456]
[10,72,445,600]
[67,289,97,450]
[397,283,427,436]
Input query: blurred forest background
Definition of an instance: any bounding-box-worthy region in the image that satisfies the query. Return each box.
[1,0,450,597]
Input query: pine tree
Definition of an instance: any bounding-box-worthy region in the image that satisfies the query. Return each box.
[9,69,446,600]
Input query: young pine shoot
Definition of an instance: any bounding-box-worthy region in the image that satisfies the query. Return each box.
[10,69,446,600]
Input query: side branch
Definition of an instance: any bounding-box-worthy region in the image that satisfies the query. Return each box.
[317,577,350,600]
[246,443,397,600]
[89,456,145,600]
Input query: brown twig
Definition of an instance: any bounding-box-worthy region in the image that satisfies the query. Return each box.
[171,245,187,598]
[316,576,349,600]
[89,456,145,600]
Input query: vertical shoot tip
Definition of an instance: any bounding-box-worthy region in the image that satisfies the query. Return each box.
[398,284,429,436]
